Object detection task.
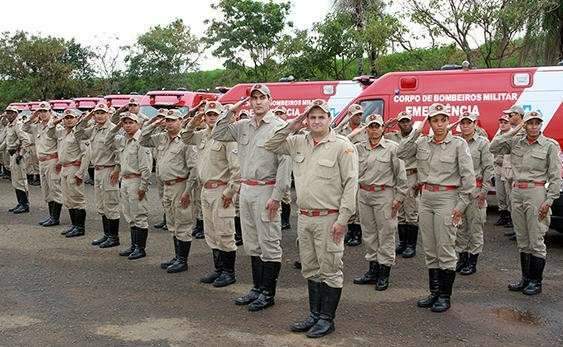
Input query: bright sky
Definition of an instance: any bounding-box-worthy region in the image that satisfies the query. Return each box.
[0,0,333,70]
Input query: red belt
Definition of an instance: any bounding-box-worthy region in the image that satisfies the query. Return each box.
[95,164,116,171]
[476,179,483,188]
[204,180,227,189]
[513,181,546,189]
[406,168,418,176]
[360,184,387,192]
[62,160,81,168]
[299,209,339,217]
[241,179,276,186]
[423,183,458,192]
[164,177,188,186]
[39,153,58,162]
[122,173,142,179]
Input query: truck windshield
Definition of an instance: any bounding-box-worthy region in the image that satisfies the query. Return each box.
[359,99,384,122]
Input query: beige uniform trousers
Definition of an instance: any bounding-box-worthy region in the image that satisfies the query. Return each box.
[359,189,397,266]
[93,167,120,219]
[162,180,194,242]
[298,213,344,288]
[26,145,39,175]
[61,166,86,209]
[39,159,62,204]
[455,197,486,254]
[503,179,513,212]
[10,154,28,191]
[398,173,419,224]
[419,189,459,270]
[120,177,149,229]
[239,184,282,262]
[511,186,550,259]
[201,186,237,252]
[193,180,203,220]
[495,172,508,211]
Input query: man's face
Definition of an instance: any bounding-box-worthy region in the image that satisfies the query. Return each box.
[525,119,542,138]
[94,110,109,124]
[366,123,384,140]
[165,118,181,133]
[350,113,362,126]
[122,118,140,136]
[6,111,17,122]
[509,112,523,126]
[205,112,219,127]
[249,91,271,116]
[63,116,77,128]
[499,119,510,131]
[429,115,449,137]
[274,111,287,121]
[460,119,475,136]
[307,108,331,135]
[37,110,50,122]
[398,119,413,133]
[128,104,140,114]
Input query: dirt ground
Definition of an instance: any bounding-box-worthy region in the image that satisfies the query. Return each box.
[0,178,562,346]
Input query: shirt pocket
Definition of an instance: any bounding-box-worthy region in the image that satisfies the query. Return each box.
[317,158,336,179]
[211,142,222,152]
[529,149,547,169]
[416,148,430,161]
[439,152,456,170]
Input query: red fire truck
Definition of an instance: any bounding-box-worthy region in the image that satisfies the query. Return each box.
[140,90,219,117]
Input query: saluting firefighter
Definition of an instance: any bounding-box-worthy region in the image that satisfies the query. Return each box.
[48,109,90,237]
[351,114,407,291]
[182,100,240,287]
[140,109,197,273]
[490,111,561,295]
[105,113,152,260]
[397,103,475,313]
[454,112,494,275]
[75,103,121,248]
[212,84,291,312]
[151,109,169,231]
[264,99,357,338]
[3,106,31,214]
[22,102,63,226]
[493,113,512,227]
[111,97,150,125]
[272,106,293,231]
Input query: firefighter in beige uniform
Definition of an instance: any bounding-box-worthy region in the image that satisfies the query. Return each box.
[397,103,475,313]
[273,106,293,230]
[454,112,494,276]
[48,110,90,237]
[25,114,40,186]
[140,109,197,273]
[182,101,240,288]
[383,111,420,258]
[212,84,291,312]
[336,103,366,246]
[0,117,9,178]
[4,106,31,214]
[111,97,150,125]
[22,102,63,226]
[352,114,407,291]
[264,99,357,338]
[493,113,512,226]
[75,103,122,248]
[151,109,169,230]
[490,111,561,296]
[105,113,152,260]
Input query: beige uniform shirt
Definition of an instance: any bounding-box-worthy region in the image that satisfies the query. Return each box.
[397,129,476,211]
[212,110,291,201]
[23,120,58,156]
[75,119,118,167]
[47,125,90,178]
[465,133,494,195]
[264,125,358,226]
[105,128,152,192]
[490,132,562,205]
[181,126,240,198]
[356,138,408,201]
[140,123,196,194]
[5,119,31,154]
[384,130,417,170]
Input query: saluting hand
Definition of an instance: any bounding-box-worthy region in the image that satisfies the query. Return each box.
[383,118,398,129]
[187,112,205,129]
[447,119,461,132]
[288,113,307,132]
[231,97,250,112]
[538,202,551,220]
[348,124,367,139]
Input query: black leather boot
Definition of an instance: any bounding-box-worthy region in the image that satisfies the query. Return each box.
[375,264,391,291]
[13,190,30,214]
[43,202,61,227]
[344,224,354,245]
[39,201,54,225]
[248,261,281,312]
[99,218,120,248]
[161,237,178,269]
[235,256,263,305]
[290,280,321,332]
[62,209,77,235]
[9,189,22,212]
[201,249,222,284]
[353,261,379,285]
[234,216,243,246]
[192,219,205,239]
[306,283,341,338]
[495,210,509,226]
[281,202,291,230]
[153,214,166,229]
[460,253,479,275]
[402,225,417,258]
[508,253,531,291]
[455,252,469,272]
[347,224,362,247]
[128,228,148,260]
[504,214,513,229]
[431,269,455,313]
[66,209,86,237]
[92,216,109,246]
[395,224,407,255]
[119,227,136,257]
[522,255,545,295]
[417,268,440,308]
[166,240,190,273]
[213,250,237,287]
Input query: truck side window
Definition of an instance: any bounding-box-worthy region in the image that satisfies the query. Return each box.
[359,99,384,122]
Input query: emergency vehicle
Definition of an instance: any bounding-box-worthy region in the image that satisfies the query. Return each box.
[73,97,105,112]
[49,99,75,112]
[7,102,29,112]
[140,90,219,117]
[104,94,141,108]
[218,80,367,119]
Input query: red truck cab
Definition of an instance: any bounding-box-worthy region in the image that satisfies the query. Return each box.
[73,97,104,112]
[49,99,75,112]
[140,90,219,117]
